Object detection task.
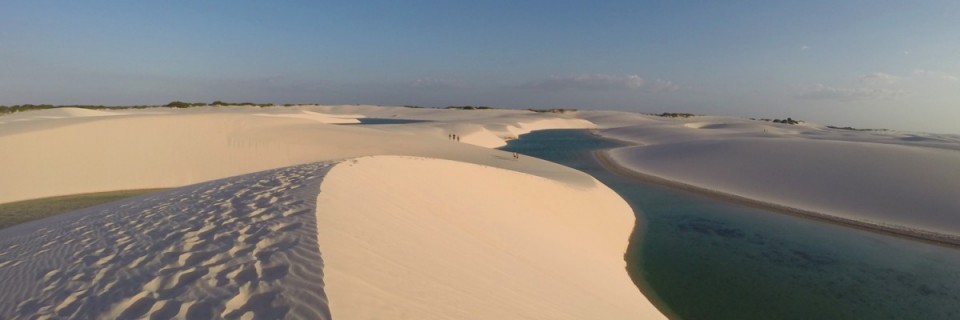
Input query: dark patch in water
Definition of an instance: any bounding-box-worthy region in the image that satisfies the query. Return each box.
[676,217,746,239]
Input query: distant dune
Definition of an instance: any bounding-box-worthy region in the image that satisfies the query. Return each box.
[584,112,960,238]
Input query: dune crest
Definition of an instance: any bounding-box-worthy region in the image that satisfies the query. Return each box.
[315,156,665,319]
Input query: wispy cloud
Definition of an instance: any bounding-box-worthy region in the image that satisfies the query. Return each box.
[520,74,677,92]
[912,69,959,82]
[800,45,810,51]
[800,69,958,101]
[860,72,899,85]
[797,84,906,101]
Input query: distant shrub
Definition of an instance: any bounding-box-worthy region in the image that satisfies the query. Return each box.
[165,101,192,108]
[529,108,578,114]
[657,112,696,118]
[826,125,888,132]
[0,104,57,114]
[0,100,290,117]
[757,117,801,125]
[446,105,496,110]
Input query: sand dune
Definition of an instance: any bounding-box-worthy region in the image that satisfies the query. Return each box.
[586,112,960,237]
[0,106,595,204]
[316,156,662,319]
[0,157,664,319]
[0,105,664,319]
[252,110,362,124]
[0,163,333,319]
[0,107,121,123]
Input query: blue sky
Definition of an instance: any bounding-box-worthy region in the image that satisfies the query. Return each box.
[2,1,959,133]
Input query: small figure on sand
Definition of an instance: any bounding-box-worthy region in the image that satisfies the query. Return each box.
[513,152,519,160]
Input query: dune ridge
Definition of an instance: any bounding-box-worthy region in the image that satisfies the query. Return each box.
[315,156,665,319]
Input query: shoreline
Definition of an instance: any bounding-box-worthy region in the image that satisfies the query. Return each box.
[592,149,960,249]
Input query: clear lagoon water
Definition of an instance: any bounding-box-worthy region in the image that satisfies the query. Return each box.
[501,129,960,320]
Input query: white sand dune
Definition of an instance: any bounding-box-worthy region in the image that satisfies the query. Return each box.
[0,105,665,319]
[585,112,960,236]
[0,158,663,319]
[252,110,362,124]
[316,156,660,319]
[0,106,594,204]
[0,107,121,123]
[0,163,333,319]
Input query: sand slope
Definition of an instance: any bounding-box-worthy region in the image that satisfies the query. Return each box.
[0,106,595,204]
[316,156,663,319]
[0,106,666,319]
[0,157,665,319]
[0,163,332,319]
[585,112,960,236]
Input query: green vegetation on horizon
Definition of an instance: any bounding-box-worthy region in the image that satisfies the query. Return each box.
[0,189,165,230]
[0,101,290,115]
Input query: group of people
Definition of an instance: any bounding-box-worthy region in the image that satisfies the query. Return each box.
[447,133,520,160]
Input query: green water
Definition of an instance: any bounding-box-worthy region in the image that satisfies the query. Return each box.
[501,129,960,320]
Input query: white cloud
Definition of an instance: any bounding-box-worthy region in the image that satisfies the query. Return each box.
[800,45,810,51]
[520,74,677,92]
[797,84,906,101]
[860,72,900,85]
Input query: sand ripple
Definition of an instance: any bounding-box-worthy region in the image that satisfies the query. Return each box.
[0,163,334,319]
